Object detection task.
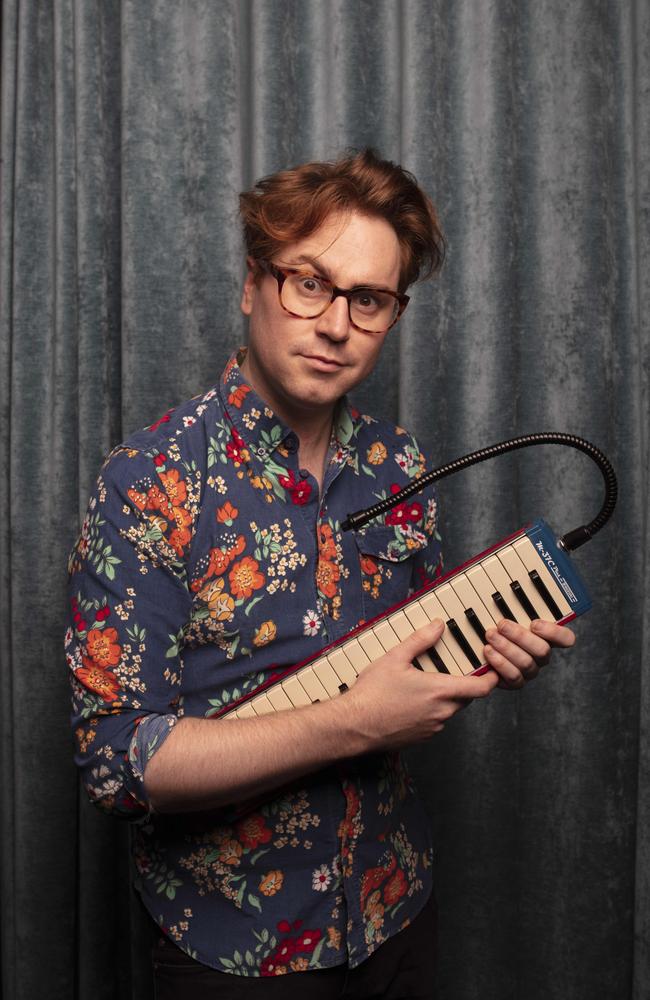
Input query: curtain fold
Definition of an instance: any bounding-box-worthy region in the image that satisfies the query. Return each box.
[1,1,648,997]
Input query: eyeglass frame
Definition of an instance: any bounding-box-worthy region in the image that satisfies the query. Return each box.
[252,258,410,333]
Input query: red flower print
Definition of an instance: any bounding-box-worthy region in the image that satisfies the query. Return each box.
[226,427,249,465]
[385,498,423,527]
[278,469,312,506]
[277,920,292,934]
[147,410,172,432]
[235,814,272,850]
[294,929,321,954]
[154,453,166,467]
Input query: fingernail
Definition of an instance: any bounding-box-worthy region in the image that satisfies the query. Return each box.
[432,617,444,628]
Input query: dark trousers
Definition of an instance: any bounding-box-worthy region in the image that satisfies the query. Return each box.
[152,892,437,999]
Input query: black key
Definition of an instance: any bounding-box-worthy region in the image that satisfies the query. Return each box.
[492,591,516,621]
[447,618,481,669]
[419,646,449,674]
[510,581,539,620]
[412,659,424,671]
[529,570,562,620]
[465,607,487,643]
[338,683,349,693]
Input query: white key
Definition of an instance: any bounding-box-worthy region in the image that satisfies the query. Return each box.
[498,547,545,622]
[312,658,344,698]
[233,701,257,719]
[373,619,401,652]
[388,610,416,642]
[512,537,571,618]
[435,583,485,664]
[297,666,329,702]
[450,573,498,632]
[357,629,387,662]
[282,674,312,707]
[249,693,275,716]
[267,685,294,712]
[401,601,443,672]
[482,553,532,625]
[340,639,369,673]
[419,591,470,674]
[327,648,358,687]
[466,564,511,626]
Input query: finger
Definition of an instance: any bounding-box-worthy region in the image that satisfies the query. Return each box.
[489,621,551,664]
[397,618,446,661]
[443,669,500,700]
[485,626,551,672]
[484,645,538,687]
[530,619,576,647]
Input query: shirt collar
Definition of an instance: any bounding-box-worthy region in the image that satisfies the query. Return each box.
[218,349,356,463]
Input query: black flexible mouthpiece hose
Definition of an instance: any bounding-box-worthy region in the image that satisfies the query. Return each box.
[341,432,617,551]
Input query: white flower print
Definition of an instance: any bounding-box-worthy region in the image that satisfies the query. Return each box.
[312,865,331,891]
[302,610,321,636]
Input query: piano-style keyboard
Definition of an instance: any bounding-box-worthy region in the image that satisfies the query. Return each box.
[221,519,591,720]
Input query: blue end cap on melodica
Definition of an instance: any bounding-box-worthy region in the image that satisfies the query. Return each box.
[525,519,592,617]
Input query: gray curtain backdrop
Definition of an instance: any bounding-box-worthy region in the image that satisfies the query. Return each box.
[1,1,648,997]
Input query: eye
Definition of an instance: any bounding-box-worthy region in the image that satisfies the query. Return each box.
[295,275,327,297]
[352,289,382,313]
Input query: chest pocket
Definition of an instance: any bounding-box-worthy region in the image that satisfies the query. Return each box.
[353,523,427,623]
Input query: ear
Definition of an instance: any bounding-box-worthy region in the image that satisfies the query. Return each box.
[240,258,258,316]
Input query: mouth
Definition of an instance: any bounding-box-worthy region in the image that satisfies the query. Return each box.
[301,354,346,371]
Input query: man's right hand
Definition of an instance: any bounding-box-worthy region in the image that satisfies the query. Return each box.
[343,620,499,752]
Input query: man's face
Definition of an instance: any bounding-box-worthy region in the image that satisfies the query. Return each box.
[240,210,402,428]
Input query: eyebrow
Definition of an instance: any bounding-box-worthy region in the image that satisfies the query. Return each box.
[282,254,395,292]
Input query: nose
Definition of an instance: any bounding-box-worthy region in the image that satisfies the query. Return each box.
[315,294,351,342]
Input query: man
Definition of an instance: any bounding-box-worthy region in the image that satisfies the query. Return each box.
[67,150,574,998]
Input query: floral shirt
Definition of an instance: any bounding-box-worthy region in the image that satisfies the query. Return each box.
[66,350,443,976]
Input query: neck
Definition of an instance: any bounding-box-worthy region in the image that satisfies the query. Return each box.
[239,353,336,490]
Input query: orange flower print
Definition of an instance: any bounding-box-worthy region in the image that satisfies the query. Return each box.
[235,814,272,850]
[218,839,243,866]
[199,578,235,622]
[253,620,277,647]
[76,664,121,702]
[316,558,340,599]
[384,868,408,906]
[127,487,148,510]
[365,889,385,931]
[367,441,387,465]
[228,384,251,408]
[216,501,238,524]
[85,627,121,668]
[360,555,379,576]
[327,926,342,950]
[317,523,337,561]
[159,468,187,507]
[229,556,265,599]
[289,957,310,972]
[207,546,234,577]
[169,526,191,557]
[259,870,284,897]
[146,485,173,518]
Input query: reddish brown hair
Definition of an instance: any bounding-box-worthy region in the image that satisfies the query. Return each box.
[239,149,445,292]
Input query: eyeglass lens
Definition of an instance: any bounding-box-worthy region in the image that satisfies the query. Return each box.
[281,273,399,332]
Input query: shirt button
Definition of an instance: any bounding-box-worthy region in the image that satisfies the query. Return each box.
[299,469,309,479]
[285,435,298,453]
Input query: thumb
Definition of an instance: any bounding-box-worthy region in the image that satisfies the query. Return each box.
[396,618,446,662]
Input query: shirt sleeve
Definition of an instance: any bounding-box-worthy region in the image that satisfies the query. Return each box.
[65,447,194,819]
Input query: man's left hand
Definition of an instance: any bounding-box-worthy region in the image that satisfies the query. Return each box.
[483,619,576,688]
